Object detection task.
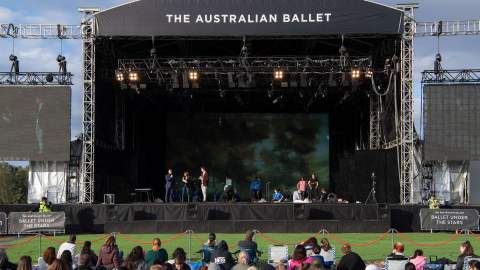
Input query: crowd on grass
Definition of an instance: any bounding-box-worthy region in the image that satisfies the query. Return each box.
[1,231,480,270]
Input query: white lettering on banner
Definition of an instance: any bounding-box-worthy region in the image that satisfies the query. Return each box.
[167,13,331,24]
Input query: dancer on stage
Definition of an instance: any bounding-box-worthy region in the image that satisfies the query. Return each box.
[165,169,174,202]
[181,171,192,203]
[199,167,208,202]
[308,173,319,200]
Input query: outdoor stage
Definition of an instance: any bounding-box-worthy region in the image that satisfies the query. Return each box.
[3,203,479,234]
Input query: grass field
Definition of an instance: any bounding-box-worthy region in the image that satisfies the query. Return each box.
[1,232,477,264]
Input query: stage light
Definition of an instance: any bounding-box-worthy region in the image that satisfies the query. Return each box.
[46,73,54,83]
[128,71,138,81]
[188,70,199,81]
[116,72,124,82]
[351,68,360,79]
[365,69,373,78]
[273,69,284,80]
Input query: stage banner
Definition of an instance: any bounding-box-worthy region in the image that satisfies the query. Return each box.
[0,212,7,234]
[8,212,65,234]
[420,209,479,231]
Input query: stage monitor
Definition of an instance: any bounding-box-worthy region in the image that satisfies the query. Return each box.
[165,113,329,194]
[424,84,480,161]
[0,86,71,161]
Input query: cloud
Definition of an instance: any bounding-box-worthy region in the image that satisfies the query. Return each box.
[0,7,15,21]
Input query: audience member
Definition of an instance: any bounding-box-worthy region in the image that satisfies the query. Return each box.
[124,246,146,270]
[409,250,426,270]
[74,254,92,270]
[47,259,67,270]
[388,243,406,259]
[198,233,216,264]
[288,245,312,270]
[17,256,32,270]
[468,261,480,270]
[302,238,318,256]
[172,248,190,270]
[57,235,77,260]
[238,231,260,263]
[146,238,169,268]
[38,247,56,270]
[59,251,73,270]
[0,249,17,270]
[232,251,250,270]
[307,259,324,270]
[336,244,365,270]
[272,189,284,203]
[210,241,234,270]
[80,241,97,267]
[308,245,325,267]
[456,241,477,270]
[319,238,335,268]
[96,236,121,270]
[405,262,416,270]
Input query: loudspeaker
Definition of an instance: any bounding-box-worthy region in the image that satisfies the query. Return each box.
[186,204,199,220]
[294,204,306,220]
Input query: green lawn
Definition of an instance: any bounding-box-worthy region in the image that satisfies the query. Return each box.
[0,232,477,264]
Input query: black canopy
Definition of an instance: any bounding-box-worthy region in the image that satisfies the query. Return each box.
[95,0,403,37]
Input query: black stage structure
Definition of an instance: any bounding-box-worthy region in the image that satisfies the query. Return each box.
[81,0,405,232]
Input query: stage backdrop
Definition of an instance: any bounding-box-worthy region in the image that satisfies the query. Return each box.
[165,113,329,197]
[0,86,71,161]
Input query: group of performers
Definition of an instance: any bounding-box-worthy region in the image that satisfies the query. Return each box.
[164,168,336,203]
[164,167,208,202]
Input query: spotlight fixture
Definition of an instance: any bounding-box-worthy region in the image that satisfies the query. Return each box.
[365,69,373,78]
[188,70,199,81]
[351,68,360,79]
[273,69,284,80]
[45,73,54,83]
[116,72,124,82]
[128,71,138,81]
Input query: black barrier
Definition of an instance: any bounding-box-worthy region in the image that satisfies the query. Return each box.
[8,212,65,234]
[0,212,6,234]
[420,208,479,231]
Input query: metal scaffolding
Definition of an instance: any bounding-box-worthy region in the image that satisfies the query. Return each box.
[80,11,98,204]
[0,12,478,203]
[0,72,73,85]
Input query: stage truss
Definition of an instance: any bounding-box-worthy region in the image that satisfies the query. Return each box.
[0,10,478,204]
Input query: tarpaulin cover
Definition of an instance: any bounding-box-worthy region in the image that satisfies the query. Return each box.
[95,0,403,37]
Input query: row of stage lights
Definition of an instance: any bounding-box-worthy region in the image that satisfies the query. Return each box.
[116,67,373,83]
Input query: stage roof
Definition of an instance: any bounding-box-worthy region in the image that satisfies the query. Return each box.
[94,0,403,37]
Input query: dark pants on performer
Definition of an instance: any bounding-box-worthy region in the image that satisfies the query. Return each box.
[165,184,174,202]
[251,190,262,201]
[181,185,191,203]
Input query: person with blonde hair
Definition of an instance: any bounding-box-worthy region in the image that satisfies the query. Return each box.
[232,251,250,270]
[146,238,168,268]
[47,260,67,270]
[17,256,32,270]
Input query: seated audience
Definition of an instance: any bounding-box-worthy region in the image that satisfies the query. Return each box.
[238,231,261,263]
[17,256,32,270]
[232,251,250,270]
[38,247,56,270]
[405,262,416,270]
[97,236,121,270]
[319,238,335,268]
[60,250,74,270]
[336,244,365,270]
[388,243,407,259]
[146,238,169,268]
[172,248,190,270]
[457,241,477,270]
[74,254,93,270]
[124,246,146,270]
[47,259,68,270]
[57,235,77,260]
[80,241,98,268]
[288,245,312,270]
[308,245,325,267]
[0,249,17,270]
[409,250,426,270]
[292,190,304,203]
[210,241,235,270]
[272,189,284,203]
[198,233,216,264]
[468,261,480,270]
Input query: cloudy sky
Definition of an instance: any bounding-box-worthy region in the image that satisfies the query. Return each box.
[0,0,479,161]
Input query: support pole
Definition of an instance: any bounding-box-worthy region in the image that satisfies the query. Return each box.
[188,230,193,262]
[38,233,42,258]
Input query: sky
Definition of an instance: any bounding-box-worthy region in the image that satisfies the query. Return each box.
[0,0,479,166]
